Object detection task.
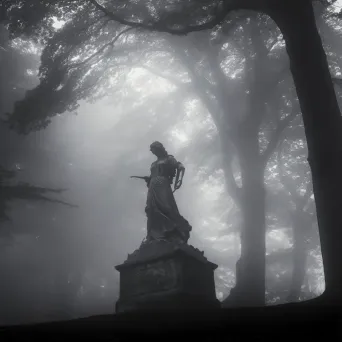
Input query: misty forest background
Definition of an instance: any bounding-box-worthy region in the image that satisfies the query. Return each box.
[1,0,342,325]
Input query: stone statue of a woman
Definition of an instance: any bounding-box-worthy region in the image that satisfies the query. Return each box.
[131,141,192,245]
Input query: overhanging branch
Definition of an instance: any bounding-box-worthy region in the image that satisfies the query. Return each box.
[68,27,135,69]
[88,0,266,35]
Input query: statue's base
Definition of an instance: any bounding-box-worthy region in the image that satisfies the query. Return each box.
[115,241,220,313]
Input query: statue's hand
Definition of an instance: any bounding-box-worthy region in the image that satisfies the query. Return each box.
[145,176,151,187]
[174,179,183,191]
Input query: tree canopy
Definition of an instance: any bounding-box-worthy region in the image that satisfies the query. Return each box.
[2,0,339,133]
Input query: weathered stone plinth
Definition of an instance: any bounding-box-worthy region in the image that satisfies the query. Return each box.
[115,241,220,313]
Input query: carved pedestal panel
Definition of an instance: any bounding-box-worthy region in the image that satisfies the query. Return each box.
[115,241,220,313]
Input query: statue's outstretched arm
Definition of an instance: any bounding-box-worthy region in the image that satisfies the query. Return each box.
[130,175,151,187]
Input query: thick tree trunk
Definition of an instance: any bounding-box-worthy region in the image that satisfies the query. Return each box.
[239,163,266,306]
[270,2,342,304]
[222,24,273,306]
[223,128,266,307]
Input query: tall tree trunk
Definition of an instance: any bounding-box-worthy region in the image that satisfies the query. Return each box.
[239,160,266,306]
[270,2,342,304]
[222,23,274,306]
[223,125,266,307]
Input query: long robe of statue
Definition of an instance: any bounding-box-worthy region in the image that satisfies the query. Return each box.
[131,141,192,245]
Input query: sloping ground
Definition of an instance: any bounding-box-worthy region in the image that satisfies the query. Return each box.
[0,302,341,341]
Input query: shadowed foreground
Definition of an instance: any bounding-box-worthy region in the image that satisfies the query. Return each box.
[1,301,341,341]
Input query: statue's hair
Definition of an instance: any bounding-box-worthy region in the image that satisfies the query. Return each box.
[150,141,168,157]
[150,141,177,184]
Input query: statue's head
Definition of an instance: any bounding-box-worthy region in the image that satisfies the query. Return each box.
[150,141,167,157]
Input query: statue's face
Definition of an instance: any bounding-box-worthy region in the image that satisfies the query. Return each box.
[150,145,158,155]
[150,144,162,156]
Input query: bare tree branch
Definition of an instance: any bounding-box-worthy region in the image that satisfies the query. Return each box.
[68,27,135,69]
[88,0,266,36]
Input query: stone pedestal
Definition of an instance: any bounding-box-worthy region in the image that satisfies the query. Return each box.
[115,241,220,313]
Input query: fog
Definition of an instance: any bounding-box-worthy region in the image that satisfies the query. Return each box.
[0,5,333,325]
[0,71,324,325]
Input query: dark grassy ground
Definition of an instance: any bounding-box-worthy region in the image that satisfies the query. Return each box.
[1,300,341,341]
